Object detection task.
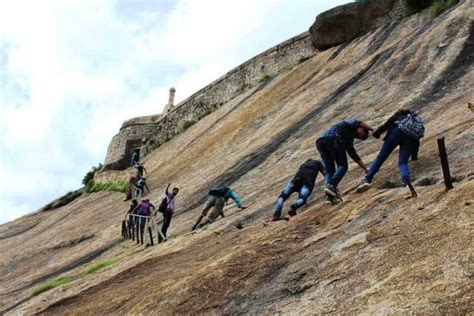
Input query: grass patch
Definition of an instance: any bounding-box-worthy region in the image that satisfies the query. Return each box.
[86,181,128,193]
[83,259,117,275]
[179,117,198,131]
[203,106,217,116]
[297,56,311,64]
[430,0,459,17]
[259,74,271,84]
[31,278,71,297]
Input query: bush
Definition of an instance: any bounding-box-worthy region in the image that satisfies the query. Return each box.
[179,117,198,131]
[86,181,128,193]
[83,259,117,275]
[298,56,311,64]
[203,106,217,116]
[82,163,103,187]
[31,278,71,296]
[259,74,271,84]
[430,0,459,16]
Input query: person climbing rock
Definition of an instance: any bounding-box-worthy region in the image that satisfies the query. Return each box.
[131,150,139,166]
[316,118,373,202]
[272,159,325,221]
[124,175,138,201]
[127,199,138,228]
[133,199,155,235]
[156,183,179,242]
[134,163,147,179]
[356,109,424,192]
[192,187,246,230]
[135,177,150,197]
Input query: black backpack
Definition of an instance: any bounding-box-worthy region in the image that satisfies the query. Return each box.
[208,187,229,197]
[157,197,168,213]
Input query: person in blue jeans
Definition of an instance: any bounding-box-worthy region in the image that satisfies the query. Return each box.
[273,159,325,221]
[357,110,421,192]
[316,118,373,201]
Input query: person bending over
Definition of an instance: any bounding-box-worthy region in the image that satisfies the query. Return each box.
[316,118,372,202]
[272,159,325,221]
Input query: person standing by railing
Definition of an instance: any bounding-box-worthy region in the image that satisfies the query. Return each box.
[156,183,180,242]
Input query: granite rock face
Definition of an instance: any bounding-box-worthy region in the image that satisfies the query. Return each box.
[309,0,434,49]
[0,1,472,314]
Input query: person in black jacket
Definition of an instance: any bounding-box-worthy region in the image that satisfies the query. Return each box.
[272,159,325,221]
[316,118,373,200]
[357,109,421,192]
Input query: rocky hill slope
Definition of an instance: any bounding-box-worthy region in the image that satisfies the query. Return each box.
[1,1,473,314]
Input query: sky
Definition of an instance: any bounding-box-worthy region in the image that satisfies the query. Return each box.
[0,0,349,224]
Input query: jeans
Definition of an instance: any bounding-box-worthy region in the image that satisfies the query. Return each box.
[160,210,173,240]
[316,138,348,187]
[366,126,418,185]
[273,180,312,218]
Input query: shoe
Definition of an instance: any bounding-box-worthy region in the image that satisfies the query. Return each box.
[356,179,371,193]
[324,184,340,198]
[325,193,341,205]
[271,215,281,222]
[288,207,297,217]
[324,193,333,205]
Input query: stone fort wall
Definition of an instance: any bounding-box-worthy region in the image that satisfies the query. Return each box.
[103,31,316,170]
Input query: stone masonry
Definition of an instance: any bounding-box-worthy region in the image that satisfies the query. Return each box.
[103,32,316,170]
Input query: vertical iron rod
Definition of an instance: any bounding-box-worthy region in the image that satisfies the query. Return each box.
[437,137,453,190]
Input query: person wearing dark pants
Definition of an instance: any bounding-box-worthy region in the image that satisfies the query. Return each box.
[132,199,155,239]
[157,183,179,242]
[192,187,245,230]
[316,118,372,202]
[357,110,423,192]
[273,159,324,221]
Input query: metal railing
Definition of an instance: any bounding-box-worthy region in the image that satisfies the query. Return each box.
[121,213,165,246]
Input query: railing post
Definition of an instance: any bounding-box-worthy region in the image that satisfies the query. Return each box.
[140,218,144,245]
[136,219,140,245]
[437,137,453,190]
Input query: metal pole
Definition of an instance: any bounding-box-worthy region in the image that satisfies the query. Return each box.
[136,220,140,245]
[437,137,453,190]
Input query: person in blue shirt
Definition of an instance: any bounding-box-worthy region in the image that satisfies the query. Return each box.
[131,150,139,166]
[316,118,373,201]
[192,187,246,230]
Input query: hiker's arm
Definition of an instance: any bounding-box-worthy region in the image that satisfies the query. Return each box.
[144,168,148,175]
[359,122,374,132]
[230,190,242,208]
[347,145,367,172]
[318,160,326,176]
[166,183,170,195]
[412,139,420,160]
[373,110,410,138]
[145,184,150,193]
[355,160,368,173]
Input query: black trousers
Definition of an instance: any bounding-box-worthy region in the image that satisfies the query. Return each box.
[160,210,173,240]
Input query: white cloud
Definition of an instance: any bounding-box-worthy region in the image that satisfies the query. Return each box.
[0,0,348,224]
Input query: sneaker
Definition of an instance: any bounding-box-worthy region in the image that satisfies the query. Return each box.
[271,215,281,222]
[325,193,341,205]
[324,193,333,205]
[325,184,340,198]
[356,179,371,193]
[288,207,297,217]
